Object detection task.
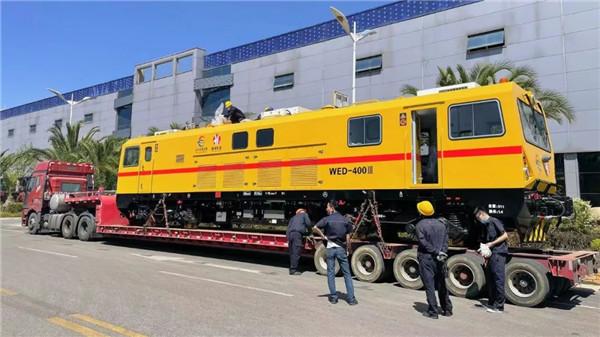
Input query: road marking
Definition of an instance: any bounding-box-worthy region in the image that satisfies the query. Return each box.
[47,317,109,337]
[0,288,18,296]
[18,246,78,258]
[132,253,262,274]
[159,270,293,297]
[0,229,25,233]
[71,314,148,337]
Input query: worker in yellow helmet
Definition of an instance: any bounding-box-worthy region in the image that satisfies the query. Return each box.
[415,200,452,319]
[223,100,246,123]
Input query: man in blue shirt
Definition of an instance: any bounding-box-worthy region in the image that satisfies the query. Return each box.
[286,208,311,275]
[475,206,509,313]
[313,200,358,305]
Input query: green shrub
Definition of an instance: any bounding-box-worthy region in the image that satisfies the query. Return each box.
[548,230,594,250]
[591,239,600,251]
[1,201,22,213]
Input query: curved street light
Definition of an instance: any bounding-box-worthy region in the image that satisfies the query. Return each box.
[48,88,92,125]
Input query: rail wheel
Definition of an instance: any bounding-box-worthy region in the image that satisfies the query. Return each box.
[313,243,340,276]
[393,249,423,289]
[61,212,77,239]
[77,212,95,241]
[445,253,486,298]
[505,258,550,307]
[27,212,40,234]
[351,245,386,282]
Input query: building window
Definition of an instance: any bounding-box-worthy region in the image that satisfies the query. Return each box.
[356,55,382,77]
[467,29,505,51]
[578,152,600,206]
[201,86,230,117]
[554,153,566,195]
[449,100,504,139]
[144,146,152,162]
[116,105,132,132]
[8,129,14,137]
[155,61,173,80]
[54,119,63,128]
[232,132,248,150]
[137,66,152,83]
[123,147,140,167]
[176,55,193,74]
[84,113,93,123]
[202,65,231,78]
[29,124,36,134]
[256,129,274,147]
[273,73,294,91]
[348,115,382,147]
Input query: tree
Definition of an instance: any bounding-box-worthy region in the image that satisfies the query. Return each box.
[80,136,125,189]
[28,122,99,162]
[146,126,160,136]
[401,61,574,124]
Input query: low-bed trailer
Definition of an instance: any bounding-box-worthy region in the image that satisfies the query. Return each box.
[53,190,599,308]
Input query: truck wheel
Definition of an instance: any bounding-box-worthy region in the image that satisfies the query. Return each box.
[446,253,486,298]
[505,258,551,307]
[27,212,40,234]
[313,244,340,276]
[351,245,386,283]
[61,213,77,239]
[77,213,95,241]
[393,249,423,289]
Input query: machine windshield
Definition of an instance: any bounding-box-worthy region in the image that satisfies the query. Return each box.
[517,99,551,152]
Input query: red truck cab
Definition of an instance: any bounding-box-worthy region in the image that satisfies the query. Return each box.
[21,161,94,233]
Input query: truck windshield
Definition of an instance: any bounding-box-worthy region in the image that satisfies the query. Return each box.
[517,99,551,152]
[61,182,81,192]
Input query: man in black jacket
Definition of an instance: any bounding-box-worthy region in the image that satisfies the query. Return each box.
[286,208,311,275]
[223,101,246,123]
[416,200,452,319]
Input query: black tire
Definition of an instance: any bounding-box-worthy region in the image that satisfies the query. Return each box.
[505,258,551,307]
[61,213,77,239]
[27,212,40,234]
[77,212,95,241]
[393,249,423,289]
[313,243,340,276]
[445,253,486,298]
[351,245,386,283]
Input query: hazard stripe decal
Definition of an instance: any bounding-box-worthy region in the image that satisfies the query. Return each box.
[118,145,522,177]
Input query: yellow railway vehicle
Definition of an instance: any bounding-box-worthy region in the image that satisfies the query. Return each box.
[116,81,572,247]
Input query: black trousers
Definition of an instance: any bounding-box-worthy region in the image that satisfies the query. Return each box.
[486,252,507,309]
[287,231,303,272]
[418,254,452,313]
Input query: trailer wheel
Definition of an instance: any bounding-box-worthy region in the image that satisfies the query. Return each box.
[27,212,40,234]
[61,213,77,239]
[313,244,340,276]
[445,253,486,298]
[393,249,423,289]
[77,213,95,241]
[505,258,551,307]
[351,245,386,283]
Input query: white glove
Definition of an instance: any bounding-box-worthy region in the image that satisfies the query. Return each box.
[478,243,492,258]
[436,252,448,262]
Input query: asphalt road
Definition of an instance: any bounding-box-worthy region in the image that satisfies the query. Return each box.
[1,218,599,337]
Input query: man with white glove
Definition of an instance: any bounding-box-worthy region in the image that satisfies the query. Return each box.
[474,206,509,313]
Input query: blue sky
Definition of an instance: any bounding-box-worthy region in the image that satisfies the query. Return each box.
[1,1,388,109]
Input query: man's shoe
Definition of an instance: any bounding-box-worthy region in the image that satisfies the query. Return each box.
[291,271,302,275]
[486,307,503,313]
[441,309,453,317]
[328,297,338,304]
[347,299,358,306]
[423,311,439,319]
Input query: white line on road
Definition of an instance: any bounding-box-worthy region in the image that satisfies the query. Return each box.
[131,253,262,274]
[1,229,25,233]
[17,246,78,258]
[159,271,293,297]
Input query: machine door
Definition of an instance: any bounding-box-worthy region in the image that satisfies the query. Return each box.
[138,143,156,193]
[410,107,442,187]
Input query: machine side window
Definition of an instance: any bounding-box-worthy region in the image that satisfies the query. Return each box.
[449,100,504,139]
[144,146,152,162]
[123,147,140,167]
[348,115,381,146]
[256,129,274,147]
[517,99,551,152]
[232,132,248,150]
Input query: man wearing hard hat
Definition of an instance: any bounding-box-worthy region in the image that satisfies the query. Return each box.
[223,100,246,124]
[416,200,452,319]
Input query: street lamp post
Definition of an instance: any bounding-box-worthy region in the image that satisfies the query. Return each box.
[48,88,92,125]
[330,7,376,104]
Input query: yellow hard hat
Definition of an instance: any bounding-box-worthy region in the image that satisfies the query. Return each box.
[224,100,232,108]
[417,201,434,216]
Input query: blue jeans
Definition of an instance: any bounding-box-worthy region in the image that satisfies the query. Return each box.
[327,247,355,301]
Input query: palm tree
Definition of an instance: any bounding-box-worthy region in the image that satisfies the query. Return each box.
[401,61,574,123]
[169,122,185,130]
[29,122,99,162]
[146,126,160,136]
[80,136,125,189]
